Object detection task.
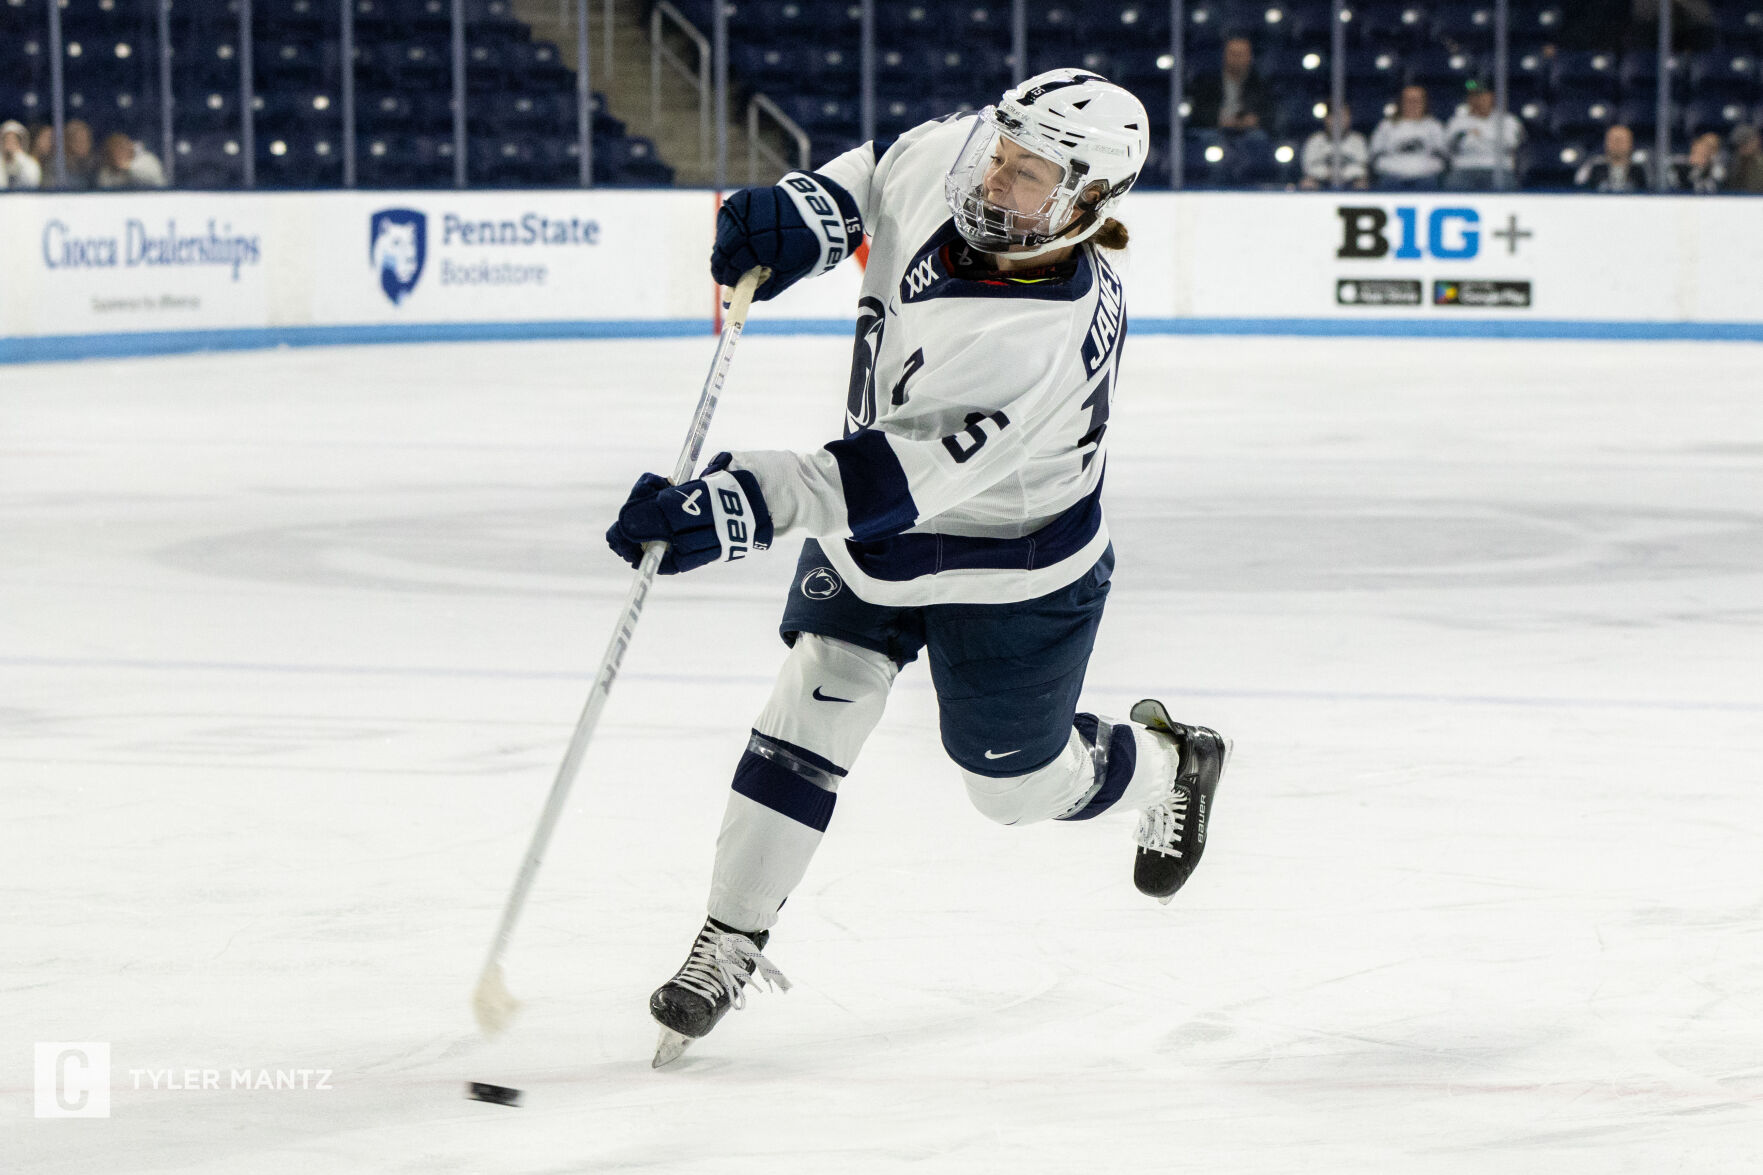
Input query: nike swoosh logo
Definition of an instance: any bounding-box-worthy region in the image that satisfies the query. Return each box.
[812,687,855,703]
[983,749,1021,760]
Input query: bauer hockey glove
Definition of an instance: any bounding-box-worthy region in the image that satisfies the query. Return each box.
[605,453,774,575]
[710,172,863,301]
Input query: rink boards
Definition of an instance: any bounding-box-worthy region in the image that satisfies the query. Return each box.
[2,187,1761,361]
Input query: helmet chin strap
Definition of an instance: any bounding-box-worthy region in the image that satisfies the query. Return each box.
[968,207,1103,260]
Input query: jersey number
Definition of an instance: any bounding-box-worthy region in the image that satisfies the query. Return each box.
[943,411,1011,464]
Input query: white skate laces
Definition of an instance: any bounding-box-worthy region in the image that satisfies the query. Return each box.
[1135,780,1191,859]
[674,929,792,1010]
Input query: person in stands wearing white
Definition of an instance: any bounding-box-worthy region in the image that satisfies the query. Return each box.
[0,120,41,189]
[1299,101,1369,189]
[95,132,167,190]
[1575,123,1650,192]
[1370,85,1448,190]
[605,69,1231,1067]
[1443,80,1524,190]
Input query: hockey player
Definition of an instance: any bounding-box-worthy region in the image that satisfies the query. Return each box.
[605,69,1231,1066]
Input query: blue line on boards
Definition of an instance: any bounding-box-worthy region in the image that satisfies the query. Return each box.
[4,317,1761,364]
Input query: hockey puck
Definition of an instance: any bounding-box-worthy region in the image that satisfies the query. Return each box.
[465,1082,523,1107]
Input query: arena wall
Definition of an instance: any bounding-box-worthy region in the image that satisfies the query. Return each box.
[2,188,1760,362]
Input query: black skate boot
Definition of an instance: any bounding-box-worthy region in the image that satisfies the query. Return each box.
[650,918,789,1068]
[1129,699,1230,905]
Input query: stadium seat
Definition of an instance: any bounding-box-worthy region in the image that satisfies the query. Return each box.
[1431,5,1494,44]
[1029,2,1092,42]
[1549,96,1615,141]
[174,133,247,188]
[1550,51,1620,99]
[1406,45,1477,89]
[1095,3,1171,48]
[1680,97,1752,138]
[1257,44,1329,84]
[1687,50,1759,101]
[1345,45,1403,85]
[1615,97,1657,141]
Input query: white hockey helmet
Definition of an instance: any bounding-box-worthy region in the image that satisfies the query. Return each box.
[944,68,1150,257]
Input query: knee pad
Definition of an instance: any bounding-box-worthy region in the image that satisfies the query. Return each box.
[959,733,1094,826]
[754,633,897,772]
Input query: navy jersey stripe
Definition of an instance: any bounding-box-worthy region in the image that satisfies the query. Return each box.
[825,428,920,542]
[840,474,1104,582]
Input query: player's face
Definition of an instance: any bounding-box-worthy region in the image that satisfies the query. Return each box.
[981,136,1064,217]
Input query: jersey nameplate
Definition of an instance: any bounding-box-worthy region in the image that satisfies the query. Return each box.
[1080,258,1125,378]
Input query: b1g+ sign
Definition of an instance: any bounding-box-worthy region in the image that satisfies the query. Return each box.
[1336,206,1481,261]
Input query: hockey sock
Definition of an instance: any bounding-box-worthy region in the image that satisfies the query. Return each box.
[707,635,896,932]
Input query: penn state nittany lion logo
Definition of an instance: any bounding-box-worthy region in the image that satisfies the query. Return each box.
[370,208,426,305]
[801,566,842,600]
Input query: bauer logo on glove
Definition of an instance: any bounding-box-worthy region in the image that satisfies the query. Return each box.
[605,453,774,574]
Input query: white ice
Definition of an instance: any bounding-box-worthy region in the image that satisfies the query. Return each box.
[4,333,1762,1174]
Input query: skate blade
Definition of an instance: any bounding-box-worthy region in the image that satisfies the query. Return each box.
[652,1027,695,1069]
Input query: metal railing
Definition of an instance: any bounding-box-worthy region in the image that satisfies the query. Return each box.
[747,93,810,184]
[650,0,711,165]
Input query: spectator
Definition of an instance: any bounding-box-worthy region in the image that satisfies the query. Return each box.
[1726,126,1763,194]
[95,132,167,190]
[2,120,43,190]
[1370,86,1448,190]
[30,123,55,176]
[1443,80,1524,190]
[1673,131,1725,193]
[1575,124,1650,191]
[1299,102,1369,189]
[1189,36,1273,133]
[61,119,98,189]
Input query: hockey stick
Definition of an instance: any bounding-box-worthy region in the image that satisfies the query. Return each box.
[472,265,772,1036]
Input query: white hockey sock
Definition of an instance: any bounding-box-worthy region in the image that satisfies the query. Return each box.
[706,635,896,933]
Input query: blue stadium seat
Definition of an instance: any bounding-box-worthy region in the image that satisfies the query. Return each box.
[877,4,941,43]
[1681,97,1752,137]
[1257,44,1330,85]
[360,91,416,132]
[1095,3,1171,48]
[174,133,246,188]
[805,46,861,95]
[733,43,813,90]
[257,39,323,86]
[1272,93,1325,138]
[258,0,332,37]
[1618,50,1683,97]
[1346,45,1403,85]
[1028,46,1119,80]
[1029,2,1092,42]
[1714,7,1763,50]
[947,3,1014,44]
[1520,138,1582,188]
[1550,51,1620,98]
[1687,50,1759,101]
[1549,96,1615,141]
[600,135,674,185]
[1615,97,1657,140]
[503,41,572,90]
[258,132,343,187]
[1431,5,1494,44]
[1406,45,1477,88]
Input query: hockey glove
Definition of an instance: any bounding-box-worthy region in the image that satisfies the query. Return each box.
[605,453,774,575]
[711,172,863,301]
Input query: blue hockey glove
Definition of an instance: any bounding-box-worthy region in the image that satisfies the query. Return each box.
[711,172,863,301]
[605,454,775,574]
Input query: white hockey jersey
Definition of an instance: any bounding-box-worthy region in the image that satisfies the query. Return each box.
[731,115,1124,607]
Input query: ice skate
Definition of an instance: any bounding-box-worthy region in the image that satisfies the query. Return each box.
[1130,699,1230,905]
[650,918,790,1068]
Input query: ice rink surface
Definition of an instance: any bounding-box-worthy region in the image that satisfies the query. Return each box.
[4,332,1762,1173]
